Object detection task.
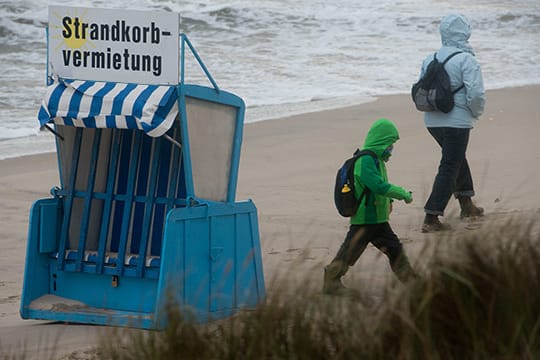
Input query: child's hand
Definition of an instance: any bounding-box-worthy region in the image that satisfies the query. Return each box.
[404,191,413,204]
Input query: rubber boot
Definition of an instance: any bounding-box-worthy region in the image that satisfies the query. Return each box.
[323,260,358,297]
[391,252,419,283]
[457,196,484,218]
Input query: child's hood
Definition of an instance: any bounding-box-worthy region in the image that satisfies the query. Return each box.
[362,118,399,158]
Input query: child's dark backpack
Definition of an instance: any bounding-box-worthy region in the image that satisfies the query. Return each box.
[334,149,378,217]
[411,51,464,113]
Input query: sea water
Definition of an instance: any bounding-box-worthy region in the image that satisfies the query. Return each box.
[1,0,539,159]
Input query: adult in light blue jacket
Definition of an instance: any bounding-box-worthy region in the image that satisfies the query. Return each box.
[418,14,486,233]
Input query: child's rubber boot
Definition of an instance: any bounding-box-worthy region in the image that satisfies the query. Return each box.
[323,261,359,298]
[391,252,419,283]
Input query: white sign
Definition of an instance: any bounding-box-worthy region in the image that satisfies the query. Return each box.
[48,6,179,85]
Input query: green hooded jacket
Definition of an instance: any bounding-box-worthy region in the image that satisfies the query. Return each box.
[351,118,411,224]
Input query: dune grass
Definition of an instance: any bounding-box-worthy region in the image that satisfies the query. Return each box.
[372,219,540,359]
[96,218,540,360]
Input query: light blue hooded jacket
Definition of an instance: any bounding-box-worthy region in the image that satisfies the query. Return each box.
[419,14,486,128]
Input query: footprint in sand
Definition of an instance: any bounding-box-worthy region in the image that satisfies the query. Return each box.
[0,295,20,304]
[465,223,482,230]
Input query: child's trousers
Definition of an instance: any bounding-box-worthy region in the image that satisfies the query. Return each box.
[327,222,415,282]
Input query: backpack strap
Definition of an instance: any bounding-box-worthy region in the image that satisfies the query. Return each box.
[351,149,379,205]
[452,84,465,94]
[441,51,463,66]
[353,149,378,166]
[436,51,465,94]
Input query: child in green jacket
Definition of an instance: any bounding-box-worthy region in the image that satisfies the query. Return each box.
[324,118,416,295]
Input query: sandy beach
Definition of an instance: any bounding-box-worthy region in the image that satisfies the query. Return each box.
[1,86,540,358]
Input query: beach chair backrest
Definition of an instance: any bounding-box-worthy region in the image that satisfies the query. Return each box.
[53,122,185,278]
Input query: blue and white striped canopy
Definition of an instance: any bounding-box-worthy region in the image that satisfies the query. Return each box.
[38,78,179,137]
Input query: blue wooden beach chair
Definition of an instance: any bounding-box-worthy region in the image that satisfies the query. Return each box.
[20,35,265,329]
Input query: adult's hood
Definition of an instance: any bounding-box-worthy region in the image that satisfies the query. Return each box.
[439,14,475,55]
[362,118,399,161]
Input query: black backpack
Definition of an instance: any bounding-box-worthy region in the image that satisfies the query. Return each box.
[334,149,378,217]
[411,51,464,113]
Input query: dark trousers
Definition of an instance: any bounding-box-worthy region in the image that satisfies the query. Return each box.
[332,222,413,282]
[425,127,475,216]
